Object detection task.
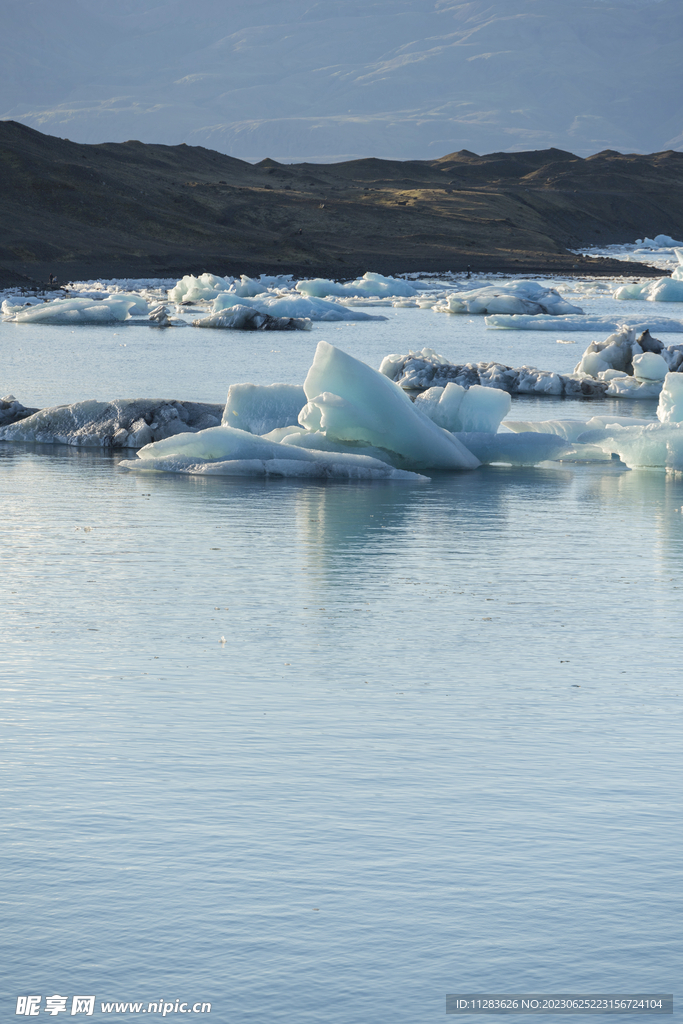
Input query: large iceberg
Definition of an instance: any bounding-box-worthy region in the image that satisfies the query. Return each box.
[3,296,144,324]
[211,292,386,322]
[296,341,480,470]
[433,280,582,316]
[0,399,223,448]
[296,272,417,299]
[119,342,481,476]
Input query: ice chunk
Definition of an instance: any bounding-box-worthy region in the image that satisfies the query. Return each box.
[453,431,575,465]
[0,395,39,427]
[229,274,294,297]
[505,416,654,442]
[0,400,223,448]
[296,272,417,299]
[485,314,683,332]
[657,372,683,423]
[414,383,511,433]
[300,341,479,470]
[168,273,233,303]
[193,305,311,330]
[122,425,428,481]
[212,292,385,322]
[576,421,683,471]
[632,352,668,382]
[381,350,607,397]
[5,297,138,324]
[605,377,663,399]
[574,326,640,376]
[433,280,582,316]
[222,383,306,435]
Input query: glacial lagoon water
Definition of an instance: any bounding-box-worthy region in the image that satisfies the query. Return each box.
[2,288,682,1023]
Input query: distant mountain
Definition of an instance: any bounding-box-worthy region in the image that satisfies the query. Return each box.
[1,0,680,163]
[1,121,677,286]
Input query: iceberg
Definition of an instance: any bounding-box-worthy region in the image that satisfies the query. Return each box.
[222,383,306,435]
[433,280,582,316]
[657,371,683,424]
[484,314,683,332]
[614,249,683,302]
[230,274,295,297]
[574,326,641,376]
[453,432,577,466]
[380,349,607,397]
[120,427,428,482]
[506,379,683,470]
[211,292,386,322]
[167,273,234,303]
[3,296,141,324]
[0,394,39,427]
[193,306,311,331]
[298,341,480,470]
[0,399,223,448]
[296,272,417,299]
[119,342,480,476]
[414,383,511,433]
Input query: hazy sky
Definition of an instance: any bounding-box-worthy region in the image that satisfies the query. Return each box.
[1,0,680,162]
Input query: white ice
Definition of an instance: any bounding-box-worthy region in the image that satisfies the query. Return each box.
[222,383,306,435]
[120,342,481,475]
[3,296,142,325]
[296,272,417,299]
[485,314,683,332]
[211,292,386,322]
[657,371,683,423]
[120,427,428,481]
[614,249,683,302]
[433,280,582,316]
[414,383,511,433]
[168,274,234,303]
[452,432,577,466]
[505,378,683,469]
[298,341,480,470]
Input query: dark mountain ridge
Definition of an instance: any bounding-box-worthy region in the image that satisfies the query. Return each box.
[1,121,678,287]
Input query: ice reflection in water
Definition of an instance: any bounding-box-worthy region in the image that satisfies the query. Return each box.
[2,440,681,1023]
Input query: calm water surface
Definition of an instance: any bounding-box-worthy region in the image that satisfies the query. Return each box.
[1,294,681,1022]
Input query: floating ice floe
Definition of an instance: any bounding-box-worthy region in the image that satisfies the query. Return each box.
[168,273,233,303]
[118,341,481,478]
[432,280,583,316]
[211,292,386,322]
[613,249,683,302]
[296,272,417,299]
[168,273,296,304]
[484,314,683,332]
[380,347,608,397]
[506,373,683,470]
[193,305,311,331]
[0,400,224,448]
[2,296,148,324]
[0,395,39,427]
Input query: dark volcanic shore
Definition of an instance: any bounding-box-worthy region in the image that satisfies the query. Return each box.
[1,121,680,288]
